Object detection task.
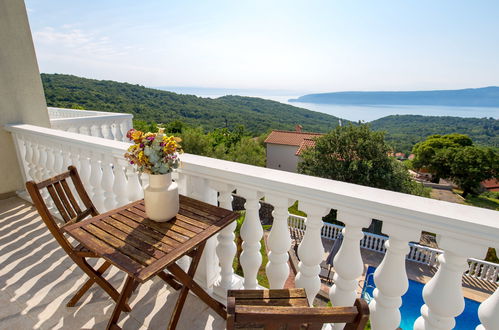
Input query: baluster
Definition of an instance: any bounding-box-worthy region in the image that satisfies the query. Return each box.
[125,163,143,201]
[414,236,487,330]
[31,140,42,181]
[114,121,124,141]
[24,138,35,181]
[91,123,104,138]
[89,154,105,213]
[101,156,116,211]
[470,262,477,278]
[295,201,330,306]
[210,182,238,294]
[477,286,499,330]
[102,124,113,140]
[238,187,264,290]
[79,150,92,192]
[369,223,420,330]
[79,125,90,135]
[266,194,292,289]
[10,134,27,184]
[67,126,78,134]
[113,158,129,206]
[329,211,371,329]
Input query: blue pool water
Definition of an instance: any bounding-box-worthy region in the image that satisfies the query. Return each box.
[363,266,481,329]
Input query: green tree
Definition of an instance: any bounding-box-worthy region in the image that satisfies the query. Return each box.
[450,146,499,197]
[412,134,473,183]
[298,124,426,195]
[412,134,498,196]
[179,127,213,156]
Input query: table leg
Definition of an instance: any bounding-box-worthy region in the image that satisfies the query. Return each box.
[166,243,228,330]
[167,243,206,330]
[106,275,137,330]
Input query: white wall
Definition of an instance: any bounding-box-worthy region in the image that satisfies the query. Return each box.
[0,0,50,195]
[266,144,299,172]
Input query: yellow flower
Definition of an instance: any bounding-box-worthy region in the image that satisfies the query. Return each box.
[131,130,143,141]
[138,151,148,163]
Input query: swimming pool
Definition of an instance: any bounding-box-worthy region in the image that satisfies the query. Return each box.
[362,266,481,329]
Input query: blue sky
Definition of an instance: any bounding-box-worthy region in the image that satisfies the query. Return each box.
[26,0,499,92]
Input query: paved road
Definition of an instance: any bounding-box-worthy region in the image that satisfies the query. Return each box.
[430,188,465,204]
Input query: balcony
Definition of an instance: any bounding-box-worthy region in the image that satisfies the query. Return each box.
[3,120,499,330]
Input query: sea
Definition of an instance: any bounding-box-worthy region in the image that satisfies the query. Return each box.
[158,87,499,122]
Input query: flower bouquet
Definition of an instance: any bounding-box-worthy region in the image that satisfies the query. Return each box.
[125,128,182,221]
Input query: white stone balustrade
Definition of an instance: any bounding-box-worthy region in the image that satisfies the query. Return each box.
[265,194,293,289]
[237,187,264,290]
[329,211,371,330]
[369,222,421,330]
[48,107,133,142]
[295,202,330,305]
[415,236,488,330]
[289,214,498,284]
[5,123,499,330]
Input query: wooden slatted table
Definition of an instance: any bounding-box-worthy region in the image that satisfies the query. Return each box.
[62,195,239,330]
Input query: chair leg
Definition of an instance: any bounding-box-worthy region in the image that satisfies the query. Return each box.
[67,260,112,307]
[73,257,131,312]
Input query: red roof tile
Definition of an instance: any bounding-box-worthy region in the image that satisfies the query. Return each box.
[482,178,499,189]
[295,138,317,155]
[264,130,323,147]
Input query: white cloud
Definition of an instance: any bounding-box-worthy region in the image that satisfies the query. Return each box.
[33,26,126,59]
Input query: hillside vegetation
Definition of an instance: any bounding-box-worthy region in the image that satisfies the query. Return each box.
[371,115,498,154]
[290,86,499,107]
[41,74,498,154]
[41,74,342,134]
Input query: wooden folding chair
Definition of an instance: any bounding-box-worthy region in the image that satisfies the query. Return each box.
[227,288,369,330]
[25,165,181,310]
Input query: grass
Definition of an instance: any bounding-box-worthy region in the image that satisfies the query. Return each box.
[465,194,499,211]
[452,189,499,210]
[288,200,307,217]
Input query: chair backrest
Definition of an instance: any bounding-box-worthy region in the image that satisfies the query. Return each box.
[25,165,99,254]
[227,289,369,330]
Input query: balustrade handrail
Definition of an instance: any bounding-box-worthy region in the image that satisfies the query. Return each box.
[50,113,133,124]
[5,123,499,250]
[48,107,129,119]
[5,123,499,328]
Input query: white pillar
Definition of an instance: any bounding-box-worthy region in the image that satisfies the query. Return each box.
[414,236,487,330]
[125,163,143,202]
[210,182,240,296]
[295,201,330,306]
[265,194,293,289]
[101,156,117,211]
[185,175,219,292]
[113,157,129,206]
[329,210,371,329]
[89,153,105,213]
[477,286,499,330]
[369,222,421,330]
[238,187,264,290]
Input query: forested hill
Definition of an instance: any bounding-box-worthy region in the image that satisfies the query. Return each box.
[290,87,499,107]
[371,115,499,153]
[41,74,343,134]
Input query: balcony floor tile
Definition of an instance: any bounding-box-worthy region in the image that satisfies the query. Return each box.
[0,197,225,330]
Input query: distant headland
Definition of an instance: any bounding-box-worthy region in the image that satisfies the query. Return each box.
[289,86,499,107]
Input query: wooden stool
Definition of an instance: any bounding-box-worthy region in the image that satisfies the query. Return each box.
[227,288,369,330]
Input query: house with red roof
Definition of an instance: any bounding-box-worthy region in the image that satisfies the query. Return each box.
[264,125,323,172]
[481,178,499,192]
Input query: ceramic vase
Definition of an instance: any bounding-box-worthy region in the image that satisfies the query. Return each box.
[144,173,179,222]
